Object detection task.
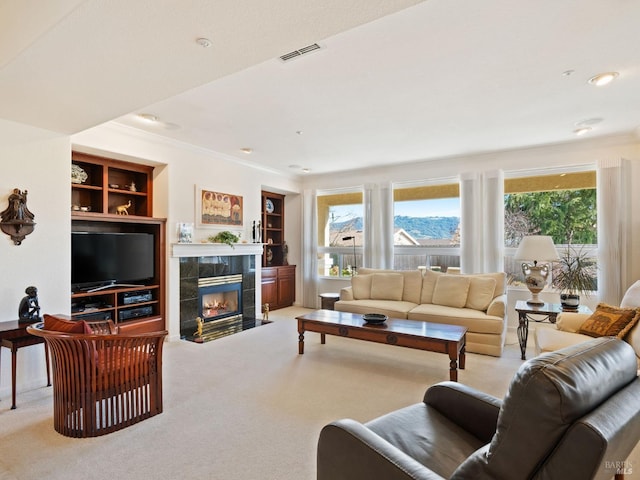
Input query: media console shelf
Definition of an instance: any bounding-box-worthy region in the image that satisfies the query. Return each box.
[71,285,162,333]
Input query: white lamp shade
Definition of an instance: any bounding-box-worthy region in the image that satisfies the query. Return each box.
[514,235,560,262]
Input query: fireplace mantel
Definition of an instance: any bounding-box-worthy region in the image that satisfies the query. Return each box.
[172,242,263,258]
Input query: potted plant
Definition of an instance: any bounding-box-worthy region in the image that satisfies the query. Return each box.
[208,231,240,248]
[551,245,597,310]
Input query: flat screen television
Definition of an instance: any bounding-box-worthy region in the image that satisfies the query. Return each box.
[72,232,155,291]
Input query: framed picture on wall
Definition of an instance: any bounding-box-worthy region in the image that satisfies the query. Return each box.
[196,186,243,227]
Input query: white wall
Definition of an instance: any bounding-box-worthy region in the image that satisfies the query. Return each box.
[72,123,302,340]
[0,119,71,399]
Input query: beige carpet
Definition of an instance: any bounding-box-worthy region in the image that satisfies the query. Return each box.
[0,307,637,479]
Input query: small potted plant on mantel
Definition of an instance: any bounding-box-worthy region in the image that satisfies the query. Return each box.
[551,245,597,310]
[208,231,240,248]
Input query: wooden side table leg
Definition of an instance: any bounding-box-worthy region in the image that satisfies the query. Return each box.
[517,311,529,360]
[321,333,326,344]
[11,345,17,409]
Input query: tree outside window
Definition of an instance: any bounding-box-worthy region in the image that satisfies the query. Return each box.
[504,171,597,288]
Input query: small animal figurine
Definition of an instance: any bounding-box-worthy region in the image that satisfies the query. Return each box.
[116,200,132,215]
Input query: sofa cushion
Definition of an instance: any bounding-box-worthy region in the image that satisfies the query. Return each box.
[400,270,424,304]
[334,300,417,319]
[408,304,505,334]
[432,275,470,308]
[556,312,593,333]
[43,314,89,334]
[357,268,423,303]
[371,273,404,301]
[420,269,442,304]
[465,277,497,311]
[351,274,372,300]
[534,325,593,354]
[626,321,640,360]
[620,280,640,308]
[578,303,640,339]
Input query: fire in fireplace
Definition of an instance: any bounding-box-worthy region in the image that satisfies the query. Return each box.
[198,274,242,321]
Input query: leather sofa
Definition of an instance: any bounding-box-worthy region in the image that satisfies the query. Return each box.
[335,268,507,356]
[317,336,640,480]
[534,280,640,366]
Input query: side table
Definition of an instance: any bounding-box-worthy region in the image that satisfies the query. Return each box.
[514,300,591,360]
[319,293,340,310]
[0,320,50,409]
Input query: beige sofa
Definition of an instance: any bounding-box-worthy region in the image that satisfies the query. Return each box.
[534,280,640,365]
[335,268,507,356]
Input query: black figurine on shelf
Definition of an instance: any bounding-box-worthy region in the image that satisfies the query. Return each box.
[18,285,41,321]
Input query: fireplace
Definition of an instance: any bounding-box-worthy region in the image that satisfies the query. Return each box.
[178,252,258,343]
[199,274,242,321]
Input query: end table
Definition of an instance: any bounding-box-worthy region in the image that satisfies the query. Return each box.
[319,293,340,310]
[515,300,592,360]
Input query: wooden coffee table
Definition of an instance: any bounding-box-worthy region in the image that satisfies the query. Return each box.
[296,310,467,381]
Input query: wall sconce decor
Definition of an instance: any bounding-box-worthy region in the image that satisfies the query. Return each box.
[0,188,36,245]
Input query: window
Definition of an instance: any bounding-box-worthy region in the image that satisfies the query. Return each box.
[504,170,597,289]
[393,183,460,271]
[317,191,363,277]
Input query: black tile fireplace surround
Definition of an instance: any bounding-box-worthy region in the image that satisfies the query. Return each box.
[179,255,256,341]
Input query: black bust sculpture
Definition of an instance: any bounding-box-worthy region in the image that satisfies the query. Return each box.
[18,285,41,321]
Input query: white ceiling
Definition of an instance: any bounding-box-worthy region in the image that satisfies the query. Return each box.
[1,0,639,176]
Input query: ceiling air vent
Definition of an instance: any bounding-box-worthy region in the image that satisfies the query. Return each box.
[279,43,322,62]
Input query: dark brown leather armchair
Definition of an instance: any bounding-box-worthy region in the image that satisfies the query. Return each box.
[318,337,640,480]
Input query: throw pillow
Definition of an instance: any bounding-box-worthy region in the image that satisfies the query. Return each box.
[371,273,404,301]
[401,270,424,304]
[351,274,372,300]
[43,314,87,333]
[465,277,497,311]
[578,303,640,339]
[420,269,442,304]
[432,275,471,308]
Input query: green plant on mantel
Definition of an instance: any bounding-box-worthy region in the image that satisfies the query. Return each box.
[208,231,240,248]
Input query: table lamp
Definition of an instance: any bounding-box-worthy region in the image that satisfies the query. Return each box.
[514,235,559,305]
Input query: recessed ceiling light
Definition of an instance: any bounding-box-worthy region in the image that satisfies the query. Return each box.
[574,127,592,136]
[301,168,311,174]
[240,148,253,154]
[196,37,212,48]
[588,72,619,86]
[296,130,303,135]
[137,113,158,123]
[561,69,575,77]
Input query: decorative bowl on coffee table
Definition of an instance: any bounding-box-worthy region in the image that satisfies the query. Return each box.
[362,313,388,324]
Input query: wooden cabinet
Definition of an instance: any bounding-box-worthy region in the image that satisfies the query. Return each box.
[260,190,295,311]
[71,153,165,333]
[72,152,153,217]
[262,265,296,310]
